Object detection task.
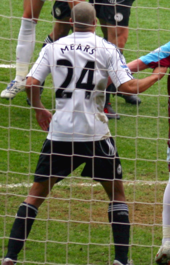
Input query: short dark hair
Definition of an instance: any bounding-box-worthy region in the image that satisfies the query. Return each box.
[71,2,96,28]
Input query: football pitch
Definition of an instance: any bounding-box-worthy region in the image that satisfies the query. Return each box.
[0,0,170,264]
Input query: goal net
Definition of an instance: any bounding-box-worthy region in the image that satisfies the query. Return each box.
[0,0,170,265]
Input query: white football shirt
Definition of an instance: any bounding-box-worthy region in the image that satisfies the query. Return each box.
[28,32,133,142]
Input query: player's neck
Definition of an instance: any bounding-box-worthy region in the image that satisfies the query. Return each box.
[74,27,95,33]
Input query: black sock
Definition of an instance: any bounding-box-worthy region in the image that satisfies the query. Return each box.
[42,35,53,48]
[5,202,38,261]
[105,84,117,106]
[110,83,116,93]
[108,202,130,265]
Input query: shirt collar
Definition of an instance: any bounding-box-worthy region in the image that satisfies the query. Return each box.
[70,31,95,38]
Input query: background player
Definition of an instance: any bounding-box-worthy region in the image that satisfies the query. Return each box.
[2,3,166,265]
[127,42,170,265]
[89,0,141,119]
[0,0,82,100]
[1,0,46,99]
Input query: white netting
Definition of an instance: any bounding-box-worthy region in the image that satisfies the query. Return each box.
[0,1,170,265]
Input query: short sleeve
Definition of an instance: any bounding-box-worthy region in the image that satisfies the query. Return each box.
[107,47,133,89]
[27,46,51,83]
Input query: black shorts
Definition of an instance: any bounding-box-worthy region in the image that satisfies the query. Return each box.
[52,1,71,20]
[89,0,135,26]
[34,138,122,183]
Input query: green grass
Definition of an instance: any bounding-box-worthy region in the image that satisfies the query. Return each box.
[0,0,170,264]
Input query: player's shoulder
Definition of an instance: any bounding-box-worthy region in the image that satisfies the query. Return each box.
[97,38,119,56]
[39,43,51,55]
[102,38,117,48]
[98,38,118,54]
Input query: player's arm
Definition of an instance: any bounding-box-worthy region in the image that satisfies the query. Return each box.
[127,59,148,73]
[118,66,167,94]
[26,77,42,108]
[26,77,52,131]
[26,45,52,130]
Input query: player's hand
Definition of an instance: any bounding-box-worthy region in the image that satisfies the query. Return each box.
[35,109,52,131]
[152,66,167,80]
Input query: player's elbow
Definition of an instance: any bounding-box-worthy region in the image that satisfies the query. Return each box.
[26,77,40,89]
[26,77,33,90]
[118,80,137,95]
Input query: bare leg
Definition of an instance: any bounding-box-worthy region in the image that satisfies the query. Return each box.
[0,0,45,99]
[107,24,128,53]
[98,19,128,53]
[100,179,125,202]
[3,177,58,263]
[25,177,57,208]
[23,0,44,22]
[49,17,71,41]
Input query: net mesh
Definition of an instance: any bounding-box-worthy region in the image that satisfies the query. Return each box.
[0,0,170,264]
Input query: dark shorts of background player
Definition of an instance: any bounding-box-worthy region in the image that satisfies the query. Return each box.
[34,138,122,183]
[89,0,135,26]
[52,1,71,20]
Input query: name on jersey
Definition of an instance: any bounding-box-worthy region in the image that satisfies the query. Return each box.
[61,44,95,55]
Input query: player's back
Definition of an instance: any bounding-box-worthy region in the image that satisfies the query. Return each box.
[49,31,110,100]
[46,32,113,141]
[44,32,129,141]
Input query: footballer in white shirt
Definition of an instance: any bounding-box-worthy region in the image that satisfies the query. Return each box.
[28,30,133,142]
[2,3,167,265]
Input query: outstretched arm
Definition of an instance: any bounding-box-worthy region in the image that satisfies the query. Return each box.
[118,66,167,94]
[127,59,148,73]
[26,77,52,131]
[107,58,149,87]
